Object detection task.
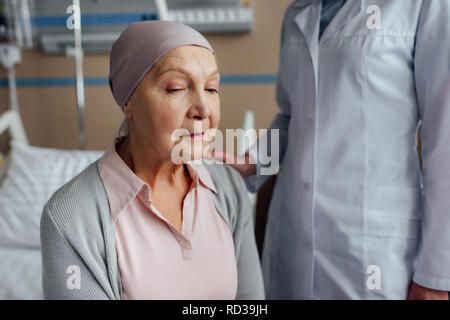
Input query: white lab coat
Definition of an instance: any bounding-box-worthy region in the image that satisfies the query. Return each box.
[246,0,450,299]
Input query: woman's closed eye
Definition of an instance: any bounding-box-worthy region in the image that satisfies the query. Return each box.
[166,88,185,93]
[166,87,219,94]
[165,78,188,93]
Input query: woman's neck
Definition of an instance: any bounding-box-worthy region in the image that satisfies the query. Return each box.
[116,135,190,190]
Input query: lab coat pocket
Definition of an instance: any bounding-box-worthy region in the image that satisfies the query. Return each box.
[364,186,422,296]
[365,186,422,239]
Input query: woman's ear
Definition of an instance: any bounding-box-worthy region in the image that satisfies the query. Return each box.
[122,102,133,119]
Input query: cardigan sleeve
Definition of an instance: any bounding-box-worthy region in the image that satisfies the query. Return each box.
[234,194,266,300]
[40,205,111,300]
[228,167,266,300]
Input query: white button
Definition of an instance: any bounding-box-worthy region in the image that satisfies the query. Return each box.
[206,9,215,22]
[173,11,184,22]
[217,9,226,22]
[226,8,237,22]
[186,10,195,23]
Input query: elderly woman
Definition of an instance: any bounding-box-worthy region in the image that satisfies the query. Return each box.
[40,21,264,300]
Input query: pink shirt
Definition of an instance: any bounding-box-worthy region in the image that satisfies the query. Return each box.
[98,142,238,300]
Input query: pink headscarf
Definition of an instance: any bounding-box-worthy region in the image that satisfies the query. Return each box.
[109,21,215,108]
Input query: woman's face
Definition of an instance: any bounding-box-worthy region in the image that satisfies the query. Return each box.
[124,45,220,162]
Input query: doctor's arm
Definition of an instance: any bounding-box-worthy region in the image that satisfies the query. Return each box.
[242,62,292,193]
[410,0,450,298]
[242,8,293,193]
[208,11,292,193]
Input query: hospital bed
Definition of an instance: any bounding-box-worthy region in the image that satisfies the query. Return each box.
[0,110,104,299]
[0,0,103,297]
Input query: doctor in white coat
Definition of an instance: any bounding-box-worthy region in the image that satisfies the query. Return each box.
[211,0,450,299]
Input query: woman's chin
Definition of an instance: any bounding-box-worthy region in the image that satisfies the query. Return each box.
[170,140,212,164]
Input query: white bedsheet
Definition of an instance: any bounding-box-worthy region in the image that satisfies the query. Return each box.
[0,140,104,248]
[0,247,43,300]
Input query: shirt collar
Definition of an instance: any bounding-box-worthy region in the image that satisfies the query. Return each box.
[98,140,147,221]
[185,162,218,194]
[98,139,217,221]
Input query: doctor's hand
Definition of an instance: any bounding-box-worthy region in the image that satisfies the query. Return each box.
[408,282,449,300]
[204,149,256,178]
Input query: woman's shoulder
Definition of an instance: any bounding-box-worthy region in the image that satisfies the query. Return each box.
[42,160,109,229]
[202,161,247,195]
[202,161,252,232]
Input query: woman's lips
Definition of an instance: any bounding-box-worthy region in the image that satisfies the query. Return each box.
[190,132,205,138]
[181,131,206,139]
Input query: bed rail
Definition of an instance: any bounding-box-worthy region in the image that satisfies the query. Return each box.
[0,110,28,145]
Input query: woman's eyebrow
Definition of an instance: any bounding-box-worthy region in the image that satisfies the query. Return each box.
[209,69,220,78]
[158,67,220,78]
[158,67,188,77]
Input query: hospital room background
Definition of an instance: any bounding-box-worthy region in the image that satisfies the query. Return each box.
[0,0,291,299]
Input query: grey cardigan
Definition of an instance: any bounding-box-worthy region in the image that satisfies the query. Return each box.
[40,160,265,300]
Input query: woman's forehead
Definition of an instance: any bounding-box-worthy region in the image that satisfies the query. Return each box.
[162,46,215,65]
[153,46,218,77]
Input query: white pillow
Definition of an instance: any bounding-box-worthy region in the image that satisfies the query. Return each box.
[0,140,104,248]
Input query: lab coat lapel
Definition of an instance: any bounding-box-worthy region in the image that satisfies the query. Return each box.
[292,0,365,96]
[293,0,320,93]
[319,0,365,42]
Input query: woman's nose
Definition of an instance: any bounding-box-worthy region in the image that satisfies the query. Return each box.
[187,93,210,120]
